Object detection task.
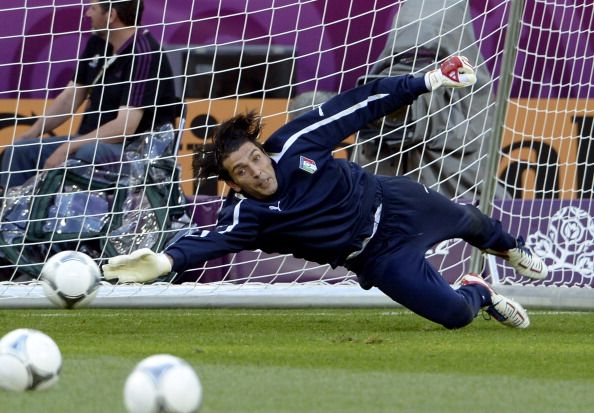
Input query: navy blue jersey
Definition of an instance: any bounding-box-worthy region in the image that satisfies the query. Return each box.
[166,75,429,273]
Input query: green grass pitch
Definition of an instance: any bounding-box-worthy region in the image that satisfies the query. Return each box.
[1,308,593,413]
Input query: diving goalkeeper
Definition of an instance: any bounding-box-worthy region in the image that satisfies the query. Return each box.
[103,56,548,330]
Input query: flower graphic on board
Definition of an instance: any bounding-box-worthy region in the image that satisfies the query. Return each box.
[527,206,594,278]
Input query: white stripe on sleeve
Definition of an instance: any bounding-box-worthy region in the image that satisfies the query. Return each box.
[186,199,244,239]
[271,93,389,162]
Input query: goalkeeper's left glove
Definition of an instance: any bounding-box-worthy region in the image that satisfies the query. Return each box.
[102,248,172,283]
[425,56,477,90]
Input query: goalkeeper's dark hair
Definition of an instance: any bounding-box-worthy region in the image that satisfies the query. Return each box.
[100,0,144,26]
[193,111,263,182]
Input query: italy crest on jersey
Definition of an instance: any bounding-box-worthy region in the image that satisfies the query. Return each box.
[299,156,317,174]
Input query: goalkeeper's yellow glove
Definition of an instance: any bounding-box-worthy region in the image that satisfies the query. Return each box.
[425,56,477,90]
[102,248,172,283]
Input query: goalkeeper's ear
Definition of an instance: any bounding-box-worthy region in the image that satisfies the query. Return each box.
[425,56,477,90]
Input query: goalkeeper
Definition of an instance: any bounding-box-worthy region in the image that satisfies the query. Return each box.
[104,56,548,330]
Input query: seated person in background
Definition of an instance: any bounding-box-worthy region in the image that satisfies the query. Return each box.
[1,0,177,191]
[104,56,548,331]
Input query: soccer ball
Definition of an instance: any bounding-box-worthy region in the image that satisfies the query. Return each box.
[0,328,62,392]
[124,354,203,413]
[40,250,101,309]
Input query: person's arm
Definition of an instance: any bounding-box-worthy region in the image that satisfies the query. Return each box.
[78,105,144,144]
[103,198,260,283]
[270,56,476,152]
[43,105,143,169]
[267,74,429,156]
[102,229,255,283]
[18,81,89,140]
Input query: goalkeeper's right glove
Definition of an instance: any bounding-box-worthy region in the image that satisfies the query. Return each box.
[425,56,477,90]
[102,248,172,283]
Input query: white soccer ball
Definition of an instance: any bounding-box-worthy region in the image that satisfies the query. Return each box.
[124,354,203,413]
[40,250,101,309]
[0,328,62,392]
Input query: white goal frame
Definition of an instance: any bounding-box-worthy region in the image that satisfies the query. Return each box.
[0,0,593,309]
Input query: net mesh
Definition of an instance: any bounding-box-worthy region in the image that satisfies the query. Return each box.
[0,0,592,306]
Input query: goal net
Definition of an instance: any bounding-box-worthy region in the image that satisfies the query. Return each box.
[1,0,593,309]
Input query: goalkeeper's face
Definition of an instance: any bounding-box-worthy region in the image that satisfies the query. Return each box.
[222,141,278,200]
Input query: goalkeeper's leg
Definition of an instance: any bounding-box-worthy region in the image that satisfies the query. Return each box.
[374,176,547,280]
[368,249,529,329]
[370,250,486,329]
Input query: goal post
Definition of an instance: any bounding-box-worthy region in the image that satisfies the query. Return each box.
[0,0,593,309]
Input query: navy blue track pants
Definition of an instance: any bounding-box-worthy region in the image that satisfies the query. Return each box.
[347,176,517,329]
